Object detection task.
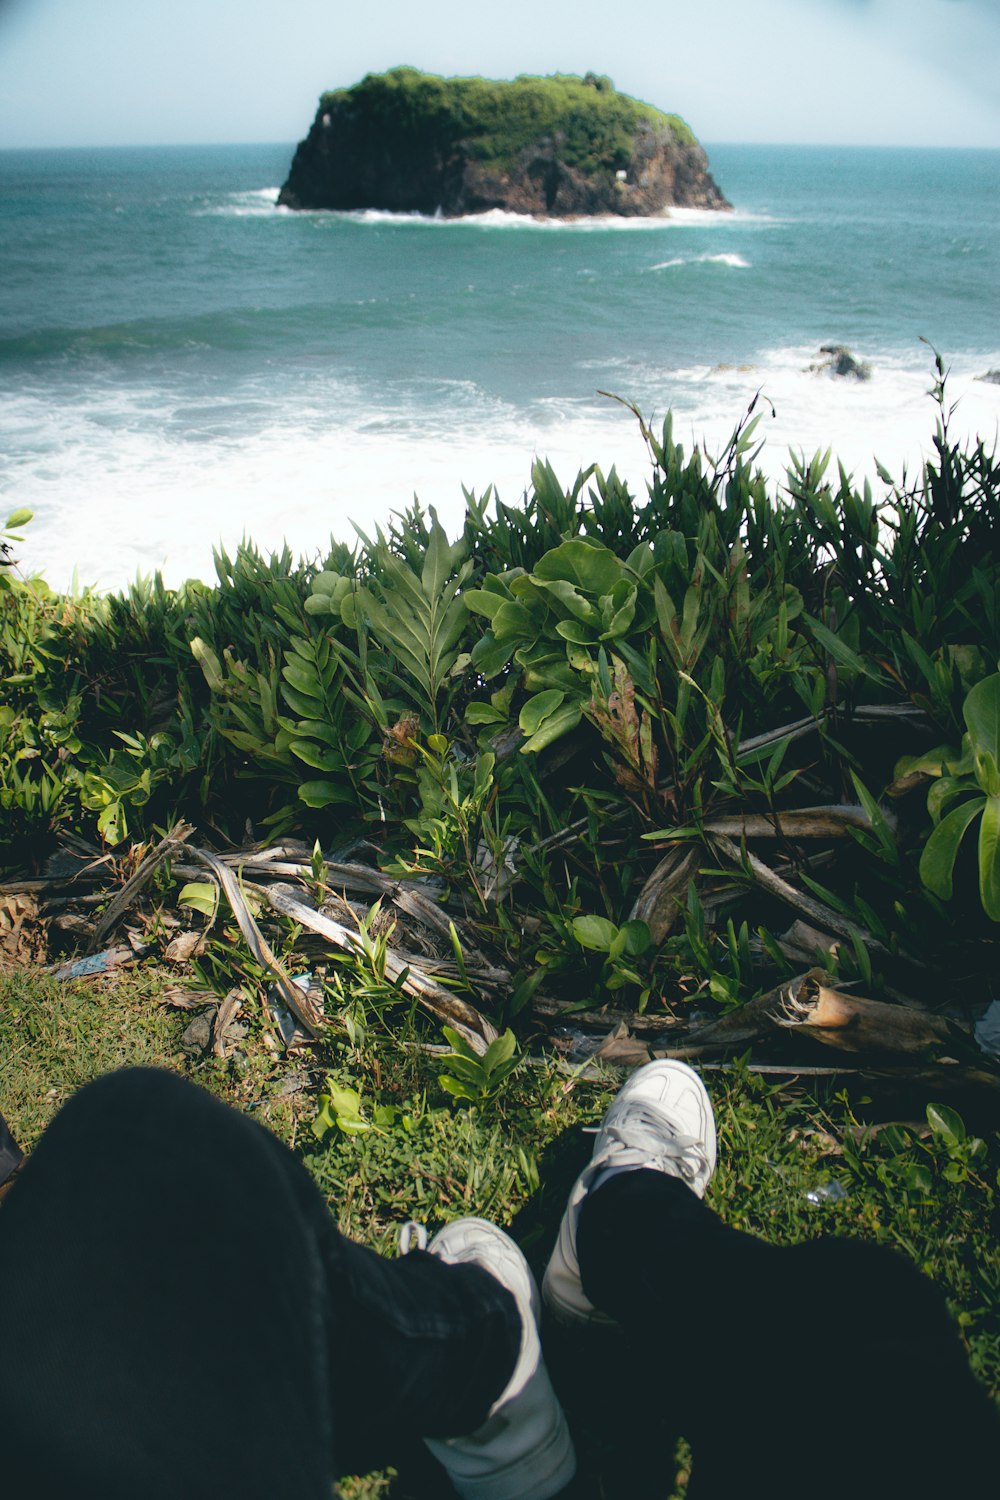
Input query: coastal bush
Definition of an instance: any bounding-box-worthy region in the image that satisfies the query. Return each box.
[2,370,999,1036]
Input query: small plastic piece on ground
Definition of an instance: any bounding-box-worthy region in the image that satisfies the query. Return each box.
[51,946,133,980]
[804,1180,849,1205]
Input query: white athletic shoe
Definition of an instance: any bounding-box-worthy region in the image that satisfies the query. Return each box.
[409,1216,577,1500]
[542,1060,718,1327]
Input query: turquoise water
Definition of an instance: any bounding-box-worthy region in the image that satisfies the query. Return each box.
[1,142,998,587]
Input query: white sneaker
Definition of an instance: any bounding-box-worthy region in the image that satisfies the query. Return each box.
[411,1216,577,1500]
[542,1061,718,1327]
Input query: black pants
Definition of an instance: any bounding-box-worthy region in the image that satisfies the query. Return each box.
[0,1068,520,1499]
[576,1169,999,1499]
[1,1070,996,1499]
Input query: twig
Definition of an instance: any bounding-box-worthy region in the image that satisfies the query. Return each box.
[187,847,326,1038]
[703,806,874,840]
[90,823,194,950]
[259,882,497,1053]
[735,703,928,759]
[708,833,892,956]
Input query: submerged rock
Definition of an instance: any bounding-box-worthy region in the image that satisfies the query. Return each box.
[810,345,872,382]
[975,369,1000,385]
[278,68,730,219]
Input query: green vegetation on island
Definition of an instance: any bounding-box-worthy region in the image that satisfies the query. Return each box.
[321,68,695,174]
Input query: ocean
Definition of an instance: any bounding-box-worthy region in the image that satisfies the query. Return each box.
[1,141,998,591]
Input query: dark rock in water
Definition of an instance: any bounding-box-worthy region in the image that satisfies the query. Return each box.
[278,68,730,219]
[811,345,872,382]
[975,369,1000,385]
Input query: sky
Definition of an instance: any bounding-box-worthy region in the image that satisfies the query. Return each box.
[0,0,998,149]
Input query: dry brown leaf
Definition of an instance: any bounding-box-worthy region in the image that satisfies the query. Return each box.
[163,929,206,964]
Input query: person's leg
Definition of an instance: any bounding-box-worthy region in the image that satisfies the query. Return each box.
[0,1067,524,1498]
[546,1061,999,1500]
[0,1107,23,1196]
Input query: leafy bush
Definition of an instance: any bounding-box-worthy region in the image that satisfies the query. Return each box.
[2,367,999,1034]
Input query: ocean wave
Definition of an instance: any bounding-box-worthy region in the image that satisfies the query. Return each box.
[285,204,766,233]
[196,194,778,231]
[199,188,286,217]
[5,347,997,593]
[648,252,752,271]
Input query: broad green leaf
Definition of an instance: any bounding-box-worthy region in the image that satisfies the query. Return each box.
[492,599,538,641]
[281,682,322,719]
[97,802,127,845]
[304,593,337,615]
[619,919,652,956]
[533,539,621,597]
[532,577,601,624]
[281,661,323,699]
[438,1053,487,1084]
[178,881,219,918]
[442,1025,479,1060]
[297,779,359,808]
[653,576,678,642]
[465,701,507,725]
[464,588,507,620]
[440,1076,478,1102]
[519,700,582,753]
[482,1029,517,1076]
[926,1102,965,1144]
[555,618,595,644]
[602,594,637,639]
[892,745,957,782]
[918,795,985,899]
[291,719,345,749]
[4,508,32,530]
[974,750,1000,800]
[978,795,1000,920]
[289,740,345,772]
[963,673,1000,768]
[572,914,618,951]
[421,513,465,602]
[518,689,565,736]
[326,1083,370,1134]
[310,571,344,595]
[470,632,515,679]
[190,637,225,694]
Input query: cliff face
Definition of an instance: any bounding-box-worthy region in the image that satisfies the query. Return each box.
[278,69,730,218]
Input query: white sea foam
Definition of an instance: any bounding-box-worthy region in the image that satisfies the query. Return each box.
[201,188,286,217]
[305,204,769,233]
[648,252,751,270]
[5,353,998,594]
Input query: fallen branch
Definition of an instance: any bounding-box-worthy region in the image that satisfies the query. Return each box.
[90,823,194,950]
[629,846,700,943]
[774,973,954,1057]
[187,846,326,1038]
[708,832,893,957]
[259,881,497,1053]
[703,806,877,840]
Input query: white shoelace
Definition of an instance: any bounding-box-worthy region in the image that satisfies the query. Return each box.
[599,1100,710,1187]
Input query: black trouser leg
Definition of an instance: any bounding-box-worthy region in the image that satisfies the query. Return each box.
[0,1108,23,1186]
[576,1169,999,1500]
[0,1068,519,1498]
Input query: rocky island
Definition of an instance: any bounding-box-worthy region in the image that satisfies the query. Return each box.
[278,68,730,218]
